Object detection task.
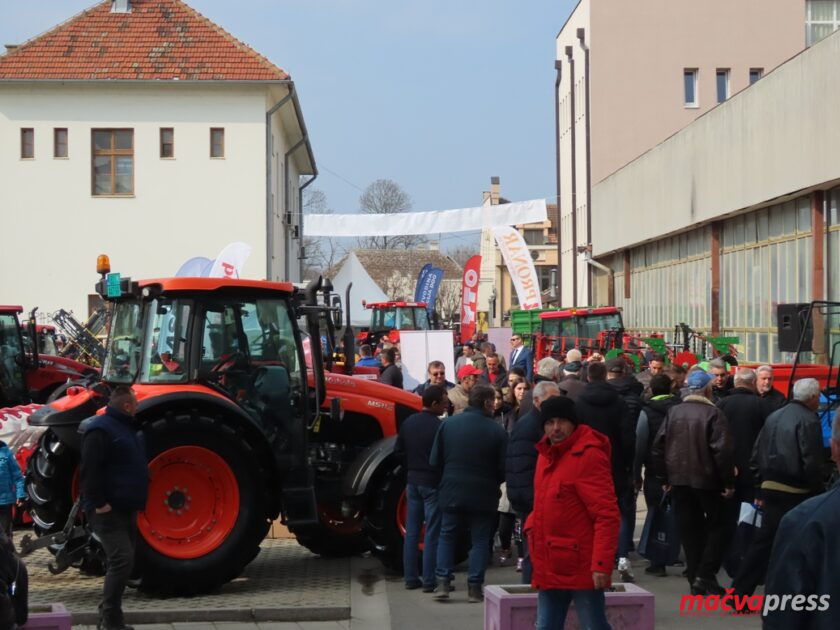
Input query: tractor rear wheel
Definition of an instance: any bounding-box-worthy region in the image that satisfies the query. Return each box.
[136,413,270,595]
[26,429,78,534]
[363,463,469,572]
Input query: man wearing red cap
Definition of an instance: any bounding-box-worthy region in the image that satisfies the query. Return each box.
[449,365,483,415]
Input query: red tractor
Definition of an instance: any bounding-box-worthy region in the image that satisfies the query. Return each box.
[0,306,98,407]
[21,258,426,594]
[359,301,434,347]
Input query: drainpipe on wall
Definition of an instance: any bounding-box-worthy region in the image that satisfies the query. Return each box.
[554,59,563,306]
[577,28,593,307]
[566,45,578,307]
[266,85,294,280]
[284,137,307,280]
[583,255,614,306]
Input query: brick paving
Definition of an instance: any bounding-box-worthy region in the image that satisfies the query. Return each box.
[23,538,350,625]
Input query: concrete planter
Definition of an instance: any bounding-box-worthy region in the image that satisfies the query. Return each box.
[22,603,72,630]
[484,584,654,630]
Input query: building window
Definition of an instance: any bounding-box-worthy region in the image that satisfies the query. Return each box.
[716,69,730,103]
[54,128,68,158]
[683,69,698,107]
[210,128,225,158]
[92,129,134,196]
[20,128,34,159]
[807,0,840,46]
[523,229,546,246]
[160,128,174,158]
[749,68,763,85]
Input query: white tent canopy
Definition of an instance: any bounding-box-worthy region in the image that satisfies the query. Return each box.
[329,252,389,327]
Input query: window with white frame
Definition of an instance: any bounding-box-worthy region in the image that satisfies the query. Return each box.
[749,68,763,85]
[716,69,730,103]
[807,0,840,46]
[683,69,698,107]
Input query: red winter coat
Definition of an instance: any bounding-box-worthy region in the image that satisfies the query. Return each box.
[525,424,620,591]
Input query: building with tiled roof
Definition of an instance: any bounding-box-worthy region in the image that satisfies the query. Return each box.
[329,247,464,323]
[0,0,316,319]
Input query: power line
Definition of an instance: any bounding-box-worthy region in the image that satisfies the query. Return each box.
[320,165,365,192]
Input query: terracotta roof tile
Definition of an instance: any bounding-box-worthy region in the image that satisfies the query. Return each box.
[0,0,288,81]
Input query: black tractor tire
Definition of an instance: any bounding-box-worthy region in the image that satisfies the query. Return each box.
[291,518,369,558]
[135,413,271,596]
[26,429,78,534]
[363,463,468,572]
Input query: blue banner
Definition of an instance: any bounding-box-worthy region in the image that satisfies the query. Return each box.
[418,267,444,313]
[413,263,433,302]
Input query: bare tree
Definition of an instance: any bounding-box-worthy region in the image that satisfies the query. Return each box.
[356,179,427,250]
[302,188,345,279]
[445,244,479,268]
[435,280,462,326]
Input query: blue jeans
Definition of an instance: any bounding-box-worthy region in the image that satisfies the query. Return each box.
[403,484,441,588]
[435,509,496,585]
[617,486,636,558]
[536,589,611,630]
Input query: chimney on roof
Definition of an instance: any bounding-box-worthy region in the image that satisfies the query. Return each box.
[428,240,440,251]
[111,0,131,13]
[490,176,501,206]
[4,44,19,53]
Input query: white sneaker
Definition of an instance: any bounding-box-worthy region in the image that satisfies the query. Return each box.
[617,557,635,583]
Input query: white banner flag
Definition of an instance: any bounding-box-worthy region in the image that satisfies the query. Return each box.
[208,242,252,279]
[304,199,547,237]
[492,226,543,310]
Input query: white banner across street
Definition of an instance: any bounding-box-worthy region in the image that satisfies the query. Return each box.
[304,199,547,237]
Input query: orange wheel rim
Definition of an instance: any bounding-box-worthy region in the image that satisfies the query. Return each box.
[139,446,239,559]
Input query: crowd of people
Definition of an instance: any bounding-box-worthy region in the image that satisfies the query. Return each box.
[390,334,837,628]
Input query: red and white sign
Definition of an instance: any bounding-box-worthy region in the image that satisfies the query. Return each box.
[492,226,543,310]
[460,255,481,343]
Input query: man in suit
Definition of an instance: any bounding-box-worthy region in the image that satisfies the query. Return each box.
[508,334,533,382]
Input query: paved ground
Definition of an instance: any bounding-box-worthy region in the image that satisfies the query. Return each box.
[26,499,766,629]
[23,538,350,626]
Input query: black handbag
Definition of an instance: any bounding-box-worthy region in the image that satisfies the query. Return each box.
[638,491,682,566]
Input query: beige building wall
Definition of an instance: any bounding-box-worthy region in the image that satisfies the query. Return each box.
[556,0,806,307]
[589,0,805,185]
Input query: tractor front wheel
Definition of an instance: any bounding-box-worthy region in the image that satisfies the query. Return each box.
[136,413,270,595]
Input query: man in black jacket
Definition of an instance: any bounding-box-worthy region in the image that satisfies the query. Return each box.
[431,385,508,603]
[607,357,644,570]
[633,373,681,576]
[80,386,148,630]
[762,414,840,629]
[756,365,786,411]
[412,361,456,396]
[651,370,735,596]
[732,377,824,597]
[575,361,634,573]
[504,381,561,583]
[394,385,450,592]
[379,347,403,389]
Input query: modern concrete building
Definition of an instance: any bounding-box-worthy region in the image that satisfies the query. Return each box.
[555,0,810,308]
[0,0,315,319]
[591,28,840,363]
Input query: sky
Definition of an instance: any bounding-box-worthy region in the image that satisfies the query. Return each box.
[0,0,577,251]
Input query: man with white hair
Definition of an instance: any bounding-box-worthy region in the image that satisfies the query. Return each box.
[731,378,825,597]
[755,365,786,411]
[762,413,840,628]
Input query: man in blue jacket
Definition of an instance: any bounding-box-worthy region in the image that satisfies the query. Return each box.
[431,385,508,603]
[394,385,450,592]
[508,334,533,382]
[80,386,148,630]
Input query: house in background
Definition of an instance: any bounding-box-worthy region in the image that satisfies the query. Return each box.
[0,0,315,318]
[328,247,463,325]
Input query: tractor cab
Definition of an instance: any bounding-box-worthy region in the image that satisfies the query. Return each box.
[538,306,625,357]
[0,306,28,408]
[363,301,431,346]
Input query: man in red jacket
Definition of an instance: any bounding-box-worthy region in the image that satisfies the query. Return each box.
[526,396,620,630]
